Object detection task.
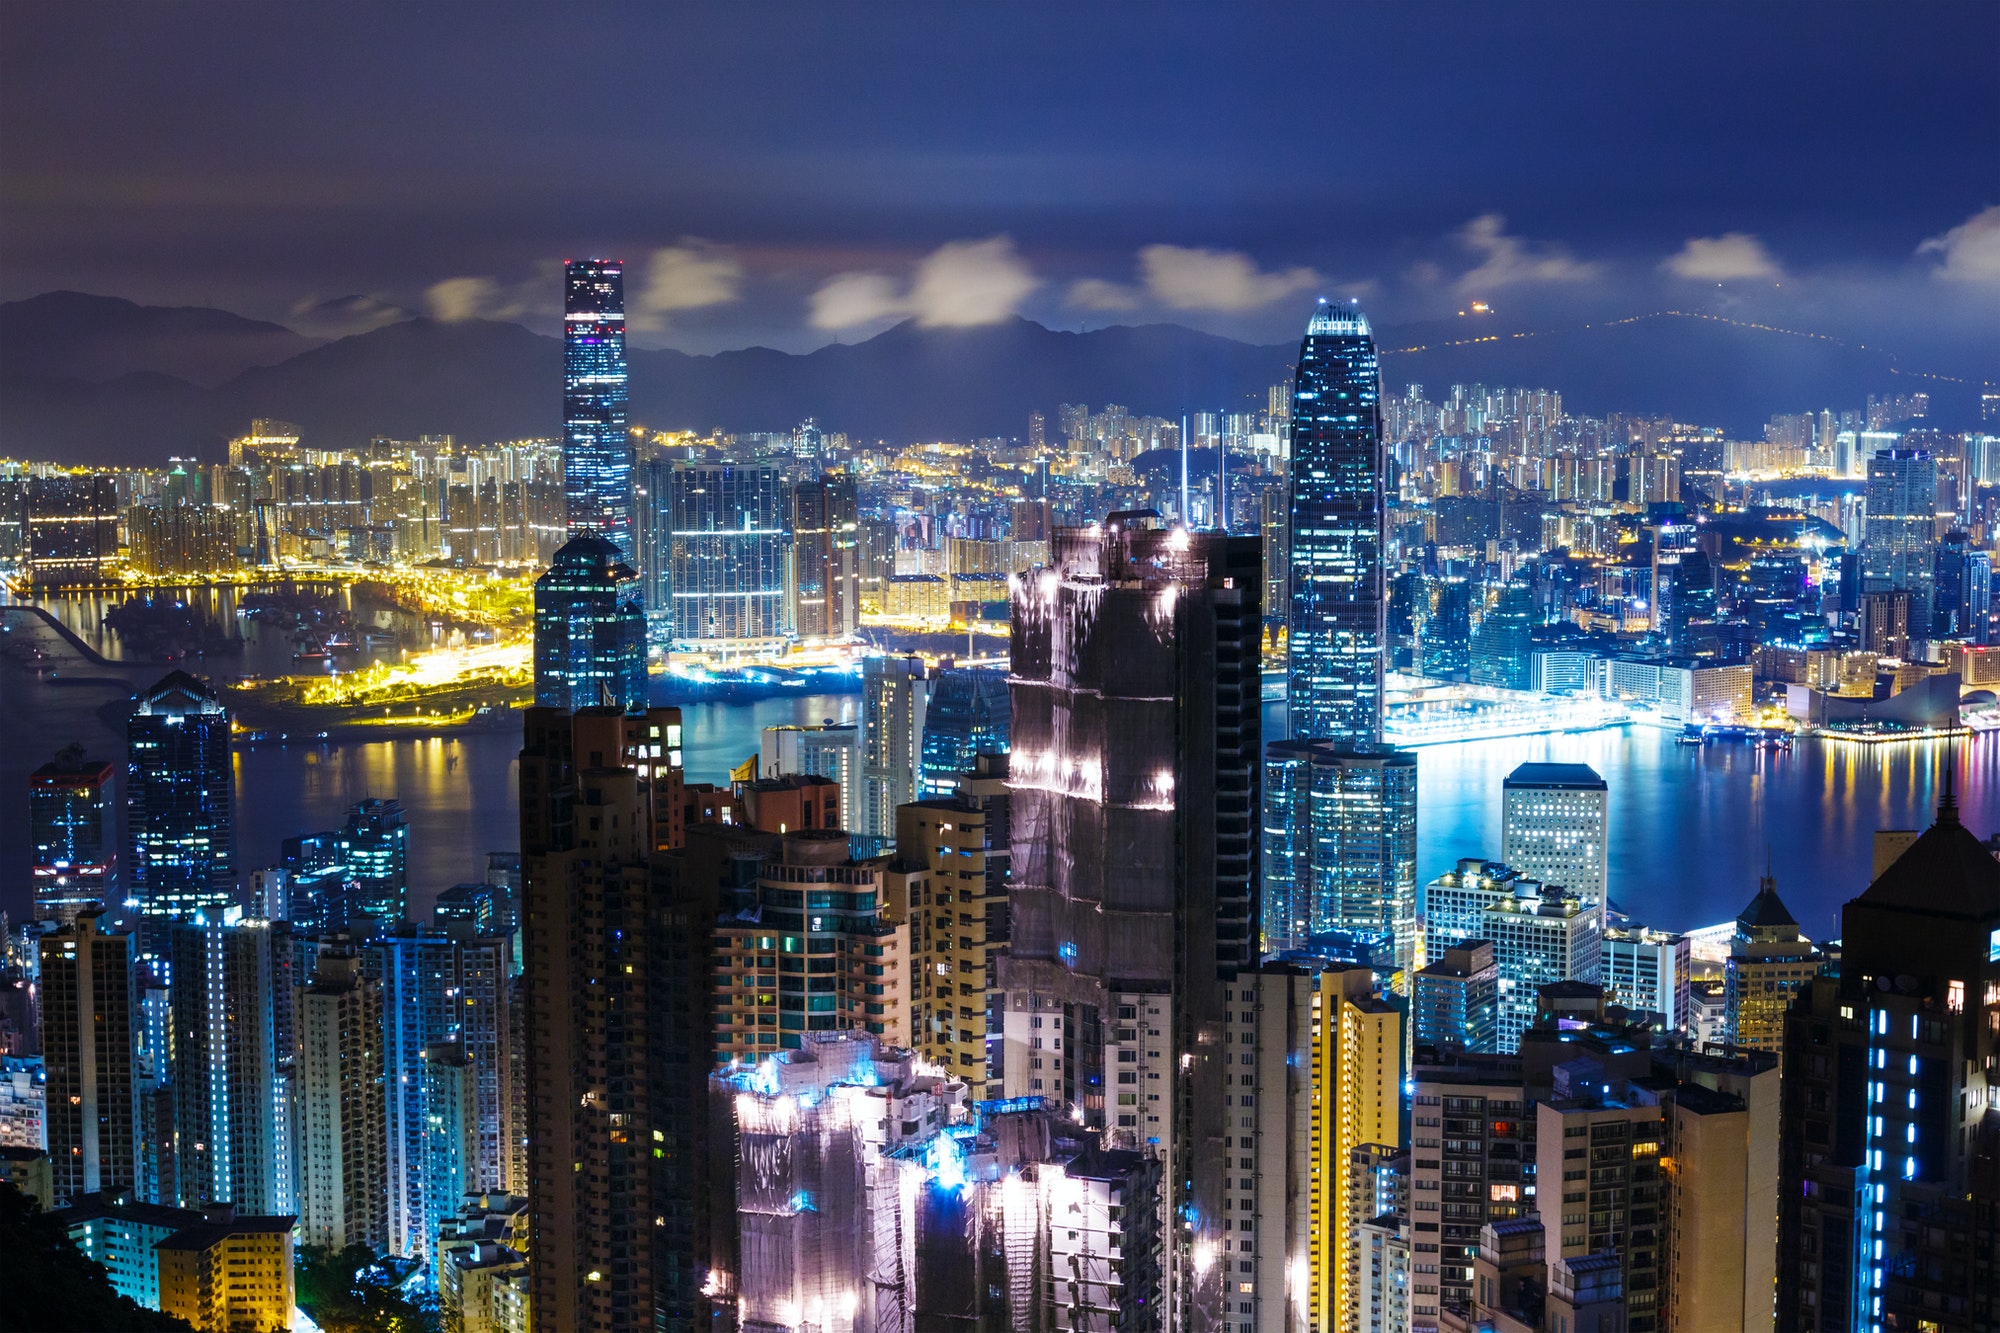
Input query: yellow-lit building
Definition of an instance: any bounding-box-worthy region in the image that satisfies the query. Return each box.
[1308,964,1403,1333]
[155,1209,295,1333]
[884,798,1001,1096]
[1723,873,1816,1052]
[713,830,910,1062]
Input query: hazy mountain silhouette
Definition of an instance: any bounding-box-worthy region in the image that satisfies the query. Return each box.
[0,293,1978,467]
[1,291,322,387]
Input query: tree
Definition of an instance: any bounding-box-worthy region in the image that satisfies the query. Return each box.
[294,1243,439,1333]
[0,1181,196,1333]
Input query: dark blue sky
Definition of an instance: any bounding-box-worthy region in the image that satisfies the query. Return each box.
[3,2,1994,367]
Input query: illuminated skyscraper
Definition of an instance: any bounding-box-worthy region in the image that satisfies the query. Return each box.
[1501,762,1608,904]
[1860,446,1937,606]
[126,671,234,951]
[1261,738,1418,976]
[1000,513,1261,1328]
[38,911,138,1205]
[30,745,117,924]
[789,475,859,641]
[1286,300,1385,745]
[917,666,1010,797]
[168,909,279,1212]
[532,532,647,713]
[562,258,633,564]
[662,463,791,648]
[860,654,929,837]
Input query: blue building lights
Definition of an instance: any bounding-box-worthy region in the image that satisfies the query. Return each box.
[1285,299,1386,746]
[563,258,634,567]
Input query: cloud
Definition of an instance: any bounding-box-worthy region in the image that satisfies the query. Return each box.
[1066,277,1143,311]
[1138,245,1320,312]
[630,242,742,332]
[287,293,409,337]
[810,235,1039,330]
[1918,205,2000,283]
[1664,233,1784,282]
[1454,214,1602,290]
[425,276,518,322]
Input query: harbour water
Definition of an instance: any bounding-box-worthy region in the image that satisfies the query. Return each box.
[1,592,1990,937]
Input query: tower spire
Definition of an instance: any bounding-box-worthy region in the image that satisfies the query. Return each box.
[1939,737,1960,825]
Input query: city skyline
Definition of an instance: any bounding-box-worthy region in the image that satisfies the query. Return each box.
[2,8,1997,1333]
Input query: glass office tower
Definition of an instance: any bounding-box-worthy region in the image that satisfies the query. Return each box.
[562,259,633,565]
[533,533,647,713]
[918,666,1011,797]
[1261,738,1417,977]
[126,671,235,952]
[1286,300,1385,745]
[663,463,791,648]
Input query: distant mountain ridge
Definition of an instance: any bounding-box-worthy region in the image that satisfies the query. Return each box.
[0,291,1979,466]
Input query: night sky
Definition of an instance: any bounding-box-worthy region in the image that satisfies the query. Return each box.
[3,3,1995,368]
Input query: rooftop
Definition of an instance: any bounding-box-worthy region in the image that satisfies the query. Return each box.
[1855,794,2000,920]
[1503,762,1606,790]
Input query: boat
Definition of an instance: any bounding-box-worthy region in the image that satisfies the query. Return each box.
[1676,725,1706,747]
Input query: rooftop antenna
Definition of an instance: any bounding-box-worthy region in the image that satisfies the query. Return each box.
[1940,734,1960,825]
[1180,413,1190,527]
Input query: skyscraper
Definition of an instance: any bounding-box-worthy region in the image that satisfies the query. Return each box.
[789,475,859,641]
[1286,300,1386,745]
[533,532,647,713]
[562,258,633,563]
[1501,762,1609,904]
[38,911,137,1205]
[26,473,120,587]
[126,672,235,950]
[1000,514,1261,1328]
[169,909,279,1212]
[519,705,688,1333]
[1722,873,1815,1052]
[661,463,790,648]
[30,745,117,924]
[295,949,387,1252]
[916,665,1010,797]
[1861,446,1938,608]
[1260,738,1419,974]
[1778,790,2000,1333]
[859,654,928,837]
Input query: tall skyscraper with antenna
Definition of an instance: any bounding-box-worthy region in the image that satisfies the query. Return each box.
[562,258,634,565]
[1285,299,1385,745]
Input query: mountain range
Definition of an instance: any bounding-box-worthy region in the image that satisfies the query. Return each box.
[0,291,1982,466]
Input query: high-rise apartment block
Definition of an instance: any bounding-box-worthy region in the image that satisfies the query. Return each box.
[26,473,120,586]
[1778,795,2000,1333]
[532,533,647,714]
[860,654,928,837]
[30,746,117,924]
[1412,939,1500,1053]
[562,259,634,563]
[1408,1050,1538,1332]
[127,672,235,947]
[712,830,909,1062]
[38,912,137,1205]
[519,705,687,1333]
[888,798,1002,1095]
[295,949,387,1252]
[1000,515,1261,1328]
[1600,923,1692,1032]
[1286,302,1386,745]
[1500,762,1608,904]
[168,909,280,1213]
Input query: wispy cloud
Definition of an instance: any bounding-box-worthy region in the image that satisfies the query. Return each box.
[1918,205,2000,283]
[630,241,742,332]
[1138,245,1320,312]
[287,293,409,337]
[1454,214,1602,290]
[811,236,1040,330]
[1068,246,1320,314]
[1664,232,1784,282]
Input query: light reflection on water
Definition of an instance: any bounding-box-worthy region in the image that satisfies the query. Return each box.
[0,618,1989,942]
